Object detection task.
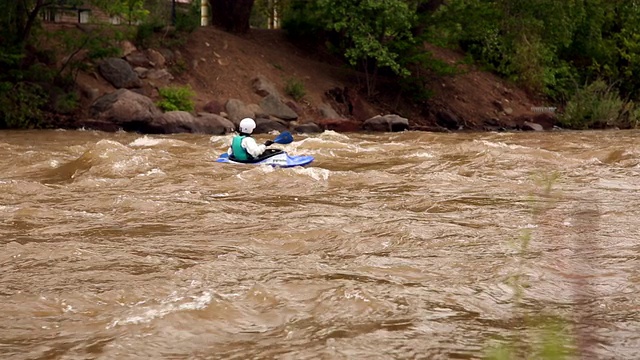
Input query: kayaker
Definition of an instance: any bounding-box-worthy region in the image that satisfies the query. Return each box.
[227,117,273,161]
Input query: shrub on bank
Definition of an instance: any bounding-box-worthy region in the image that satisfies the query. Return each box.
[559,80,640,129]
[156,85,195,112]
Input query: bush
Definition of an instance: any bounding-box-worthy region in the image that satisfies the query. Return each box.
[135,20,165,49]
[559,80,627,129]
[0,82,47,129]
[285,77,306,101]
[156,85,195,112]
[175,1,201,33]
[52,90,80,115]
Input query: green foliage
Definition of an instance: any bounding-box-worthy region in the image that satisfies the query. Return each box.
[559,80,633,129]
[0,81,47,128]
[427,0,640,103]
[52,90,80,115]
[170,57,188,75]
[174,0,201,34]
[135,20,166,48]
[281,0,327,42]
[156,86,195,112]
[319,0,415,74]
[285,77,306,101]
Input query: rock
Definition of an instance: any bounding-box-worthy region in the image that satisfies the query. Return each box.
[294,123,323,134]
[202,99,224,114]
[147,49,166,69]
[89,89,162,132]
[133,67,149,78]
[252,75,280,98]
[125,51,150,67]
[158,48,175,65]
[148,111,235,134]
[146,69,174,81]
[362,114,409,132]
[254,117,289,134]
[513,112,557,130]
[76,119,122,132]
[523,121,544,131]
[318,103,341,119]
[435,110,460,130]
[532,113,557,129]
[98,58,142,89]
[77,82,100,102]
[120,40,137,57]
[316,118,361,132]
[225,99,255,125]
[348,90,377,121]
[259,94,298,120]
[285,100,304,116]
[149,111,197,133]
[195,113,235,134]
[247,103,268,118]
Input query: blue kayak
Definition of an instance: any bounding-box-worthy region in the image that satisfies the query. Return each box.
[216,149,314,168]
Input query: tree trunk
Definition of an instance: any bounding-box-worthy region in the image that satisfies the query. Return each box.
[19,0,51,47]
[210,0,255,33]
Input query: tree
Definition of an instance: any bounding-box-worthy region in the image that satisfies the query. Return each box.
[211,0,255,33]
[0,0,81,48]
[317,0,417,96]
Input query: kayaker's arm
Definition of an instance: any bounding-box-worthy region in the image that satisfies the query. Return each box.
[242,137,267,158]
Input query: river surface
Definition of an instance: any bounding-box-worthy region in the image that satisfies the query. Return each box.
[1,129,639,359]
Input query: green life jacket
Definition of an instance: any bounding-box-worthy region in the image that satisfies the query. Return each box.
[231,135,250,161]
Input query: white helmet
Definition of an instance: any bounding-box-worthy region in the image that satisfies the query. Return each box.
[239,118,256,134]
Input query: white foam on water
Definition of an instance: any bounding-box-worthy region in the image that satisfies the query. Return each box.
[61,210,104,219]
[291,167,331,181]
[129,136,189,148]
[412,152,435,158]
[107,291,213,328]
[209,134,233,146]
[136,168,166,177]
[318,130,350,140]
[477,140,528,150]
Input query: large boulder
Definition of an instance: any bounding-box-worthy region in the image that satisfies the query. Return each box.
[362,114,409,132]
[294,123,323,134]
[125,51,150,67]
[260,94,298,121]
[202,99,225,115]
[147,111,235,134]
[318,103,341,119]
[98,58,142,89]
[147,49,166,69]
[435,110,461,130]
[252,75,280,98]
[316,118,361,132]
[90,89,162,131]
[254,117,289,134]
[225,99,255,125]
[195,113,236,134]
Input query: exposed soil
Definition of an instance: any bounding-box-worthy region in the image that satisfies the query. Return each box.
[71,25,557,132]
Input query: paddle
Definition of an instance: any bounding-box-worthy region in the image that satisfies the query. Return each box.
[269,131,294,145]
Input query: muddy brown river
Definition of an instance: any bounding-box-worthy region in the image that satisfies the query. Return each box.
[1,129,639,359]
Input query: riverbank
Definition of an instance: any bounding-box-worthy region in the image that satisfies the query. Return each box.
[64,25,557,133]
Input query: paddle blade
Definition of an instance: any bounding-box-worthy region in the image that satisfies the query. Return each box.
[273,131,294,144]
